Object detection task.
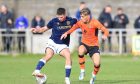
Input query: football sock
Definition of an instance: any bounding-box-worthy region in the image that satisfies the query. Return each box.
[80,69,85,73]
[79,55,85,70]
[65,65,71,78]
[91,73,96,78]
[93,65,100,75]
[36,59,46,70]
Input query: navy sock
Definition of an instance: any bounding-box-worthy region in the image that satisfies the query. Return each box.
[65,65,71,78]
[36,59,46,70]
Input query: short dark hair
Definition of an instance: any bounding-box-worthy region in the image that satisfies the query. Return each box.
[106,5,112,8]
[0,4,8,8]
[117,7,123,11]
[80,1,85,4]
[80,8,91,15]
[57,8,66,15]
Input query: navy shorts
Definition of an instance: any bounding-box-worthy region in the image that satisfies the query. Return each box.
[80,42,100,57]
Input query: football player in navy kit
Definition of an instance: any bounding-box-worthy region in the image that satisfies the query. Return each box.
[31,8,77,84]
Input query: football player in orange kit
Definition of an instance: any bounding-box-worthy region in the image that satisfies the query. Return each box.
[61,8,109,84]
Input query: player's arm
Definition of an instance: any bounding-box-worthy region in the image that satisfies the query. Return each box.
[31,19,54,33]
[61,22,80,40]
[95,20,109,40]
[31,26,49,33]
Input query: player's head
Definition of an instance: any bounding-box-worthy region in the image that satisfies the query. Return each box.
[117,7,123,15]
[80,8,91,23]
[56,8,66,22]
[79,1,86,10]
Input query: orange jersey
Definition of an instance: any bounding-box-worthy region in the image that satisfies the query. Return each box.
[66,18,109,46]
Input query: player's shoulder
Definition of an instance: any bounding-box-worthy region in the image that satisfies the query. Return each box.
[91,18,98,22]
[91,18,100,24]
[50,18,59,22]
[66,16,77,21]
[66,16,77,24]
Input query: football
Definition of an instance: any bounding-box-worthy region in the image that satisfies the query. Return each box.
[36,74,47,84]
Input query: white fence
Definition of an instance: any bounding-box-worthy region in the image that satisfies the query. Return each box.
[0,28,140,54]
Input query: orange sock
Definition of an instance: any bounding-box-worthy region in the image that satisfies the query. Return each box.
[93,65,100,75]
[79,55,85,70]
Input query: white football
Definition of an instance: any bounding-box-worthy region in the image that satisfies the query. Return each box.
[36,74,47,84]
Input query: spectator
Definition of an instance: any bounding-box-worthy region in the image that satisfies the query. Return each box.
[15,15,29,52]
[0,4,14,52]
[98,5,113,52]
[75,2,88,45]
[15,15,28,28]
[134,15,140,34]
[113,7,129,53]
[31,15,45,34]
[75,2,87,20]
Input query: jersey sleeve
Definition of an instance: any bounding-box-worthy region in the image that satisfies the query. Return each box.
[47,20,53,29]
[72,18,77,25]
[95,20,109,36]
[66,21,80,34]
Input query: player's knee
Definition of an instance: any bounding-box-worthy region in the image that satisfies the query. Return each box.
[64,52,71,57]
[78,55,84,58]
[64,53,71,60]
[94,64,100,68]
[78,49,85,55]
[44,54,53,60]
[79,61,85,65]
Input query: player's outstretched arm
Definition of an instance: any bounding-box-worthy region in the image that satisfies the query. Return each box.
[95,20,109,40]
[61,32,68,40]
[102,35,108,40]
[31,26,49,33]
[61,22,79,40]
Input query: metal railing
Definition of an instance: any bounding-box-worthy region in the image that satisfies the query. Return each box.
[0,29,30,53]
[0,28,140,54]
[99,28,140,54]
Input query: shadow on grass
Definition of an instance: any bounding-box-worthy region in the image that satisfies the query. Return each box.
[46,80,140,84]
[96,80,140,84]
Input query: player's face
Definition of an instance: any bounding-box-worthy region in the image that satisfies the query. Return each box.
[80,14,90,23]
[57,15,66,22]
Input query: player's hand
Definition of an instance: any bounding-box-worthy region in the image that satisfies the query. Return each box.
[31,28,37,33]
[61,33,68,40]
[102,35,107,40]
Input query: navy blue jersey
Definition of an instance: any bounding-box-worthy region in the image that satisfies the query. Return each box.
[47,16,77,46]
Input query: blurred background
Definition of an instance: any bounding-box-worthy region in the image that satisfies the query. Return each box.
[0,0,140,84]
[0,0,140,55]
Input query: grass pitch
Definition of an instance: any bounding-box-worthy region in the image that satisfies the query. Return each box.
[0,53,140,84]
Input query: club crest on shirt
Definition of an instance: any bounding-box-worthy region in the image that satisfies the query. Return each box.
[84,30,87,33]
[57,22,60,25]
[67,21,70,25]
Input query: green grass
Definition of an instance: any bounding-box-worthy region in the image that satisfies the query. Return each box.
[0,53,140,84]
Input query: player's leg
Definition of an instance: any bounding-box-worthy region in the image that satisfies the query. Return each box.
[60,48,72,84]
[90,52,100,84]
[78,45,87,80]
[32,48,54,77]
